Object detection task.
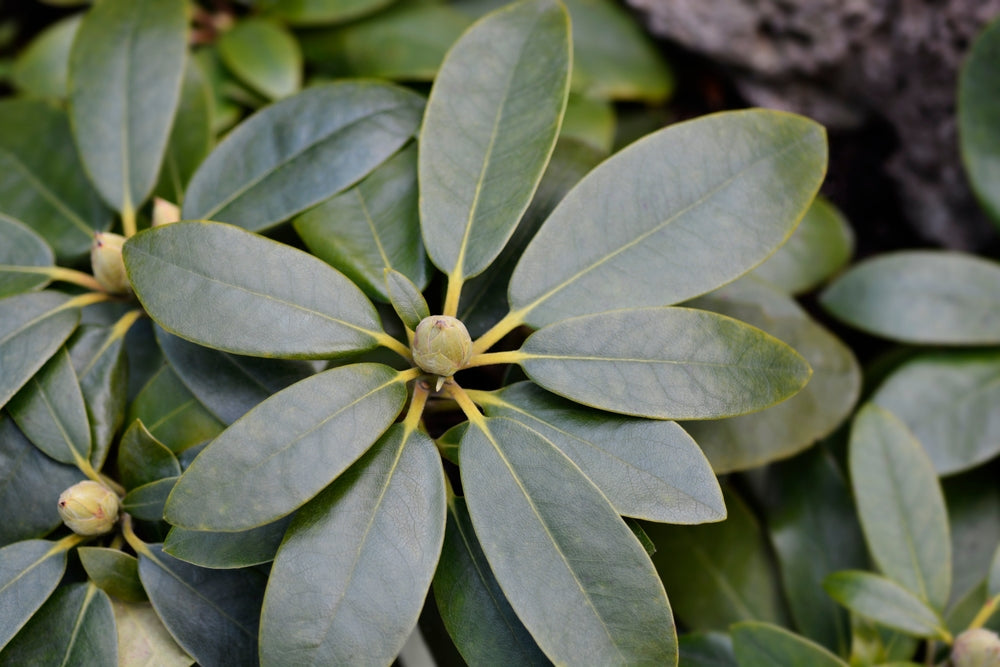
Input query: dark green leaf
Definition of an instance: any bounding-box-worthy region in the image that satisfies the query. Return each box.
[0,539,69,649]
[385,269,430,331]
[731,621,848,667]
[111,599,193,666]
[943,467,1000,606]
[0,583,116,665]
[182,82,424,232]
[260,425,445,665]
[69,0,188,213]
[824,571,948,639]
[261,0,394,25]
[990,545,1000,597]
[78,547,147,602]
[122,477,177,522]
[154,57,213,205]
[0,216,54,298]
[165,363,408,531]
[478,382,725,523]
[126,364,224,453]
[462,417,677,664]
[849,403,951,610]
[678,632,737,667]
[509,110,827,327]
[518,307,811,419]
[138,543,264,667]
[959,15,1000,227]
[821,251,1000,344]
[125,222,387,359]
[117,420,181,490]
[67,322,129,468]
[434,493,548,666]
[11,13,81,98]
[294,144,430,301]
[560,93,614,153]
[163,516,293,569]
[218,18,301,101]
[419,0,571,285]
[872,350,1000,474]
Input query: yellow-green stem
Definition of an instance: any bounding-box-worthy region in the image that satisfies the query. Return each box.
[36,267,105,292]
[50,532,88,555]
[969,593,1000,630]
[444,383,485,429]
[465,350,527,369]
[443,273,463,318]
[403,382,430,434]
[62,291,116,310]
[121,514,154,559]
[121,204,137,238]
[471,308,528,355]
[111,309,145,339]
[377,332,413,361]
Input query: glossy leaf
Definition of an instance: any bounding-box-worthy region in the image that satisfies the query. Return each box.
[126,222,386,359]
[821,251,1000,344]
[218,18,301,101]
[11,13,81,99]
[154,58,213,205]
[0,539,68,649]
[419,0,571,284]
[849,403,951,610]
[117,420,181,490]
[510,109,827,327]
[872,350,1000,474]
[182,82,424,232]
[0,291,80,411]
[0,100,109,260]
[69,0,188,213]
[294,144,430,301]
[165,363,408,531]
[8,347,91,466]
[462,418,677,664]
[478,382,725,523]
[112,599,193,667]
[518,306,812,420]
[731,622,848,667]
[433,493,548,666]
[959,15,1000,227]
[78,547,147,603]
[261,0,393,25]
[126,364,224,453]
[0,583,116,665]
[0,216,54,298]
[260,426,445,666]
[385,269,430,331]
[122,477,177,522]
[678,632,737,667]
[824,571,948,639]
[67,323,129,468]
[139,543,264,667]
[163,516,293,569]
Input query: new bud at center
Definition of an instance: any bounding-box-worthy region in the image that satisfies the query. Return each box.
[411,316,473,379]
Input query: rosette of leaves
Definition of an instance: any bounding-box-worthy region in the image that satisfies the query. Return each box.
[115,1,827,664]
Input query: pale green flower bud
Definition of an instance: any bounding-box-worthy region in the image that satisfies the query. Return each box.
[57,480,120,536]
[91,232,131,295]
[412,316,473,379]
[152,197,180,227]
[952,628,1000,667]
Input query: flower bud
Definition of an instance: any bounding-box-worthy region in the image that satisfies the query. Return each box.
[91,232,131,295]
[952,628,1000,667]
[411,316,473,378]
[57,480,120,536]
[152,197,180,227]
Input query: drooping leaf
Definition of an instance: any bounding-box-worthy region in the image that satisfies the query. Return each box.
[295,144,430,302]
[122,477,177,522]
[69,0,188,213]
[731,622,848,667]
[509,109,827,327]
[824,571,948,639]
[419,0,571,287]
[163,516,293,569]
[10,13,81,99]
[126,363,224,453]
[154,57,213,205]
[117,420,181,490]
[872,350,1000,474]
[165,363,408,531]
[462,417,678,664]
[0,539,69,649]
[849,403,951,610]
[182,82,424,232]
[477,382,725,523]
[0,216,54,298]
[385,269,430,331]
[678,632,737,667]
[260,0,394,25]
[517,306,811,419]
[78,547,147,602]
[125,222,388,359]
[821,251,1000,345]
[260,425,446,666]
[218,18,301,101]
[138,544,264,667]
[112,599,193,667]
[67,323,129,468]
[959,15,1000,228]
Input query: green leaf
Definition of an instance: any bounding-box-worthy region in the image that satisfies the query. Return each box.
[126,221,387,359]
[138,543,264,667]
[0,291,80,411]
[683,277,860,472]
[69,0,188,213]
[750,195,854,294]
[943,467,1000,606]
[517,306,812,420]
[111,599,193,667]
[117,420,181,490]
[182,82,424,232]
[0,539,69,649]
[218,18,301,101]
[461,417,677,664]
[678,632,737,667]
[260,425,445,665]
[646,486,789,631]
[294,144,431,302]
[122,477,177,522]
[0,100,110,260]
[872,350,1000,475]
[849,403,951,610]
[959,15,1000,228]
[385,269,430,331]
[11,13,81,99]
[509,109,827,328]
[0,214,54,298]
[261,0,394,26]
[78,547,147,603]
[67,323,129,468]
[990,545,1000,598]
[821,251,1000,344]
[731,622,848,667]
[477,382,725,523]
[163,516,293,569]
[8,347,91,466]
[154,58,213,206]
[419,0,571,287]
[0,583,116,664]
[824,571,948,639]
[433,493,548,665]
[560,93,615,153]
[126,364,224,453]
[165,363,408,531]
